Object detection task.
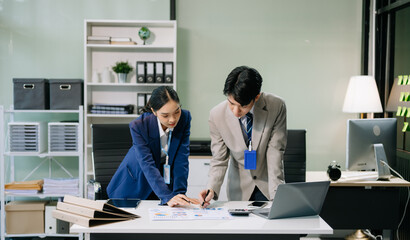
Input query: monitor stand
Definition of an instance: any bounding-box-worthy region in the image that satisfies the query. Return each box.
[373,143,392,180]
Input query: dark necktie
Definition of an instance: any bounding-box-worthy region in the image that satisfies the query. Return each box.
[246,112,253,142]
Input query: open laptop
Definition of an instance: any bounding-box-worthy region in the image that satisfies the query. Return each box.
[252,181,330,219]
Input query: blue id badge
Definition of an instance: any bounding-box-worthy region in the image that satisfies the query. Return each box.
[164,164,171,184]
[244,150,257,170]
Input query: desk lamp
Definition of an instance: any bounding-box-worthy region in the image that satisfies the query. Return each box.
[342,76,383,240]
[386,77,410,112]
[342,76,383,119]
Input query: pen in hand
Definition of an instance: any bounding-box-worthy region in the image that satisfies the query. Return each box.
[202,189,210,207]
[181,197,191,204]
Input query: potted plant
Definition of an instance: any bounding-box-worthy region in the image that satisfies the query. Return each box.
[112,61,133,83]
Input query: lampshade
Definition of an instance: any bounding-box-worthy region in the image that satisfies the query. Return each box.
[342,76,383,113]
[386,77,410,112]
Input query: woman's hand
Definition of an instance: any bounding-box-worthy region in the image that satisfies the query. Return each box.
[167,194,200,207]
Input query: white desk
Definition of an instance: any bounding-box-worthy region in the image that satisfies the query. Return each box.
[71,200,332,240]
[307,171,410,187]
[306,171,410,237]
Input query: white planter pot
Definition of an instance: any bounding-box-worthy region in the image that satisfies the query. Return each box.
[118,73,128,83]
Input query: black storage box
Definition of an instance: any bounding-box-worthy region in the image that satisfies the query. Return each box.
[49,79,83,110]
[13,78,49,110]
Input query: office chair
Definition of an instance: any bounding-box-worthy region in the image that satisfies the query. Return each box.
[91,124,132,200]
[283,129,307,183]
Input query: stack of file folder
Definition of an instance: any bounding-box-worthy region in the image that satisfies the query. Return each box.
[89,104,134,114]
[43,178,79,195]
[52,195,139,227]
[5,179,44,194]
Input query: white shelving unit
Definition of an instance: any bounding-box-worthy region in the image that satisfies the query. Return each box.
[0,105,84,240]
[83,20,177,192]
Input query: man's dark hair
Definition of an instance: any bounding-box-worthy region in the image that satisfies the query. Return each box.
[223,66,263,106]
[140,86,180,114]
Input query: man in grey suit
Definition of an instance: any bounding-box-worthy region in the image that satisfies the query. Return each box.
[200,66,287,207]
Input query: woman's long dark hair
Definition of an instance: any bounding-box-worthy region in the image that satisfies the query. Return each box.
[140,86,180,114]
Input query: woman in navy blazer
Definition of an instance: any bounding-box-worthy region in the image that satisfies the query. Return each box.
[107,86,199,206]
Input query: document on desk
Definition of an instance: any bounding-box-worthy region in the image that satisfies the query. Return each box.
[149,207,233,221]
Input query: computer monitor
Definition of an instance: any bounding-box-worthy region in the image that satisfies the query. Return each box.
[346,118,397,173]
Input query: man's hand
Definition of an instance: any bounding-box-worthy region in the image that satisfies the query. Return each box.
[198,189,214,208]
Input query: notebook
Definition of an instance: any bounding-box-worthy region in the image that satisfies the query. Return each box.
[252,181,330,219]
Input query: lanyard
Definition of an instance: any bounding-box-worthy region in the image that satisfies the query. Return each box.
[161,130,172,165]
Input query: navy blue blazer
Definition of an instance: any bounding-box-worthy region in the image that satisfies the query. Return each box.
[106,109,191,204]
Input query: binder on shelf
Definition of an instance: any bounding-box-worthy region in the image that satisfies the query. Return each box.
[89,104,134,114]
[146,62,155,83]
[137,62,146,83]
[56,219,70,234]
[137,93,146,114]
[45,202,57,234]
[155,62,164,83]
[165,62,173,83]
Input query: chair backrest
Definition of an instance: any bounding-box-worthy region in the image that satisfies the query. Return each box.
[91,126,306,198]
[92,124,132,199]
[283,129,307,183]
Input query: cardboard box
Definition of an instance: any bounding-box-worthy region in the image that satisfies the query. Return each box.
[5,201,47,234]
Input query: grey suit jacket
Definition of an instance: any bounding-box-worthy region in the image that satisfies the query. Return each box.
[207,92,287,200]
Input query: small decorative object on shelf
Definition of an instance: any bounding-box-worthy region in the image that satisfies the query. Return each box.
[138,26,151,45]
[92,70,100,83]
[112,61,133,83]
[101,67,111,83]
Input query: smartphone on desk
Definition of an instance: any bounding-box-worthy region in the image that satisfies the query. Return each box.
[248,201,268,208]
[107,198,141,208]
